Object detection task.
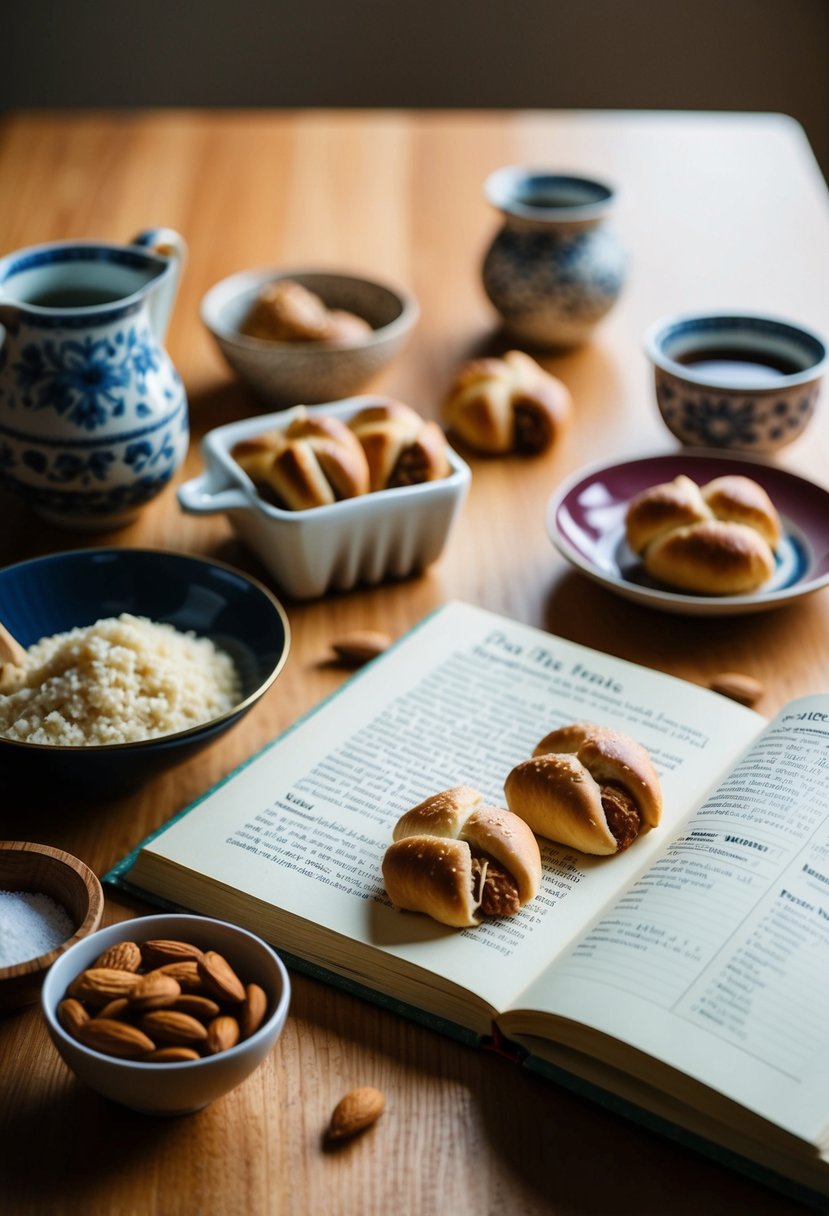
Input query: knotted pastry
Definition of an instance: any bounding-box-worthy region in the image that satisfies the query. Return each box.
[442,349,571,455]
[382,785,542,928]
[504,723,662,856]
[241,279,372,345]
[625,473,781,595]
[348,400,450,491]
[232,411,370,510]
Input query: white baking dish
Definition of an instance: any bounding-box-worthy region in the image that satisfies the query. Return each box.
[177,398,471,600]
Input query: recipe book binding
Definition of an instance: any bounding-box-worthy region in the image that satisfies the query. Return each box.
[107,601,829,1208]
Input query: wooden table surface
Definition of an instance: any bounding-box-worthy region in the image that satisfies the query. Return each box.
[1,108,827,1215]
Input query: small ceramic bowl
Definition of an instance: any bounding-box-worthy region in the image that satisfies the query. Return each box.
[0,841,104,1010]
[645,311,828,452]
[0,548,290,798]
[201,268,419,406]
[41,913,291,1115]
[177,397,471,600]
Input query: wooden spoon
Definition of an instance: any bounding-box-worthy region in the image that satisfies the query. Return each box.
[0,620,26,674]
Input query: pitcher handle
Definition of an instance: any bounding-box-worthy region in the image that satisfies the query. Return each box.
[131,227,187,344]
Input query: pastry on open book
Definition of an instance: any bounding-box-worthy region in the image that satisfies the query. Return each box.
[624,473,781,595]
[382,785,542,928]
[505,723,662,856]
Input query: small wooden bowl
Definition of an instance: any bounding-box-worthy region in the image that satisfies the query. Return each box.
[0,842,104,1010]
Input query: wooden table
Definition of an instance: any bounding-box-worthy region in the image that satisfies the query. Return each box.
[1,109,827,1215]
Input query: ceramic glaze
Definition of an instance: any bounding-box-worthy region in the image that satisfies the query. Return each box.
[0,229,189,529]
[646,312,827,452]
[481,168,626,348]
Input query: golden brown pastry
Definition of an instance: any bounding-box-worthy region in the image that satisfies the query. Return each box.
[348,400,451,491]
[624,473,780,595]
[504,723,662,856]
[382,785,542,928]
[442,349,571,455]
[232,411,370,510]
[240,279,372,345]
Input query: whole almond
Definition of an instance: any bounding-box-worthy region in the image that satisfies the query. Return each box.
[140,1010,209,1045]
[57,998,89,1038]
[170,994,221,1020]
[709,671,764,707]
[206,1015,240,1055]
[239,983,268,1039]
[327,1087,385,1142]
[68,967,141,1007]
[141,939,205,968]
[331,630,392,667]
[145,1046,202,1063]
[78,1018,156,1058]
[128,971,182,1011]
[197,951,246,1003]
[156,960,205,991]
[96,997,130,1020]
[93,941,142,973]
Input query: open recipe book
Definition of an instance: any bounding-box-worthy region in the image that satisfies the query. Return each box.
[108,602,829,1205]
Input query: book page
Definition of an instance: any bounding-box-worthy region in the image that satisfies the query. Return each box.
[124,602,762,1027]
[505,696,829,1144]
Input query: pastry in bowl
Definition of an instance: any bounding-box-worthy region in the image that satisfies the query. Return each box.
[442,349,571,455]
[348,400,450,491]
[232,411,370,510]
[505,723,662,856]
[625,473,781,595]
[240,278,372,346]
[382,785,542,928]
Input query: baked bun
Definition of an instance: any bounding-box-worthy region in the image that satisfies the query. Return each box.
[625,474,781,594]
[442,349,571,455]
[348,400,450,491]
[504,723,662,856]
[232,410,370,510]
[382,785,542,928]
[240,279,372,345]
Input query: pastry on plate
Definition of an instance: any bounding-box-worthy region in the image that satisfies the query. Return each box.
[624,473,781,595]
[505,722,662,856]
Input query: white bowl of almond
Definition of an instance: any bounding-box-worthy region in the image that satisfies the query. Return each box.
[41,913,291,1115]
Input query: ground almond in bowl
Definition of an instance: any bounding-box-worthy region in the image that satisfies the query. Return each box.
[0,614,241,746]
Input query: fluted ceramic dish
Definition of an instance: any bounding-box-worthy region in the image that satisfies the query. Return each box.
[177,397,471,600]
[548,450,829,616]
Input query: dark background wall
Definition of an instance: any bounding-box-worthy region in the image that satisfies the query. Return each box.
[5,0,829,178]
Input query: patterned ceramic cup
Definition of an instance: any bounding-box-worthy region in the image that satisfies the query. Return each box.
[481,167,626,348]
[0,229,189,529]
[645,311,827,453]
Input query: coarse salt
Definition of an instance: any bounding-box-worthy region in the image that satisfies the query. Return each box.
[0,890,75,967]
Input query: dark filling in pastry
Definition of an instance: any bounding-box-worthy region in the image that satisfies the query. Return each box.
[513,399,553,453]
[471,854,521,917]
[389,443,428,488]
[600,782,642,852]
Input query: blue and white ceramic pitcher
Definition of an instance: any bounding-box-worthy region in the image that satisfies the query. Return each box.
[0,228,189,529]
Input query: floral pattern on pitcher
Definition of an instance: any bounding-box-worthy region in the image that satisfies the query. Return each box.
[10,326,165,431]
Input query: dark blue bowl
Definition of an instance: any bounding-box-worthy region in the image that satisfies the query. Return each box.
[0,548,291,798]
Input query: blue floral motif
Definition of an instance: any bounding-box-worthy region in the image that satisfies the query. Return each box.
[676,397,760,446]
[11,326,160,432]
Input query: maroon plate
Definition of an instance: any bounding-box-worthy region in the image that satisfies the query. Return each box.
[547,450,829,615]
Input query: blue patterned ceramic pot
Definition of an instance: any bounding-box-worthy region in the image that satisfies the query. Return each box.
[0,228,189,529]
[481,167,625,348]
[645,311,827,453]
